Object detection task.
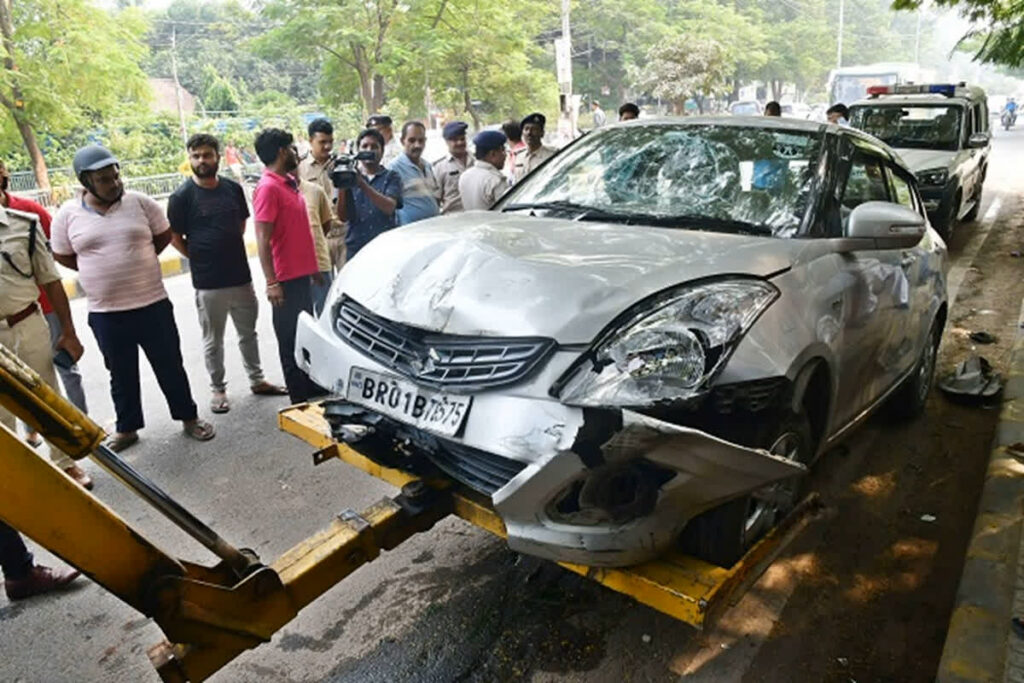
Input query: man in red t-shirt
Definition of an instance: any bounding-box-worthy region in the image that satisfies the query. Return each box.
[252,128,322,403]
[0,161,92,489]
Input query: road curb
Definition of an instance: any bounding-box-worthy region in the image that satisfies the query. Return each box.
[937,298,1024,683]
[60,240,259,302]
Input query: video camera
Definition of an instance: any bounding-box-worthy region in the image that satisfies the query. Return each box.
[329,150,378,189]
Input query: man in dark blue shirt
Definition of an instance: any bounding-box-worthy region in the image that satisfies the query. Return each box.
[337,128,403,259]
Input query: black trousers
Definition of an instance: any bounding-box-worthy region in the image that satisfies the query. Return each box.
[88,298,198,433]
[0,522,31,581]
[272,276,319,403]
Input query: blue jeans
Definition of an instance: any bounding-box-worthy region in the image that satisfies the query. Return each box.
[88,298,198,433]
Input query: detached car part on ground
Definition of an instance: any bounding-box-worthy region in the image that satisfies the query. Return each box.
[296,117,948,568]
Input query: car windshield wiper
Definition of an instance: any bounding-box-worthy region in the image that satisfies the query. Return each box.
[661,215,776,236]
[503,202,776,235]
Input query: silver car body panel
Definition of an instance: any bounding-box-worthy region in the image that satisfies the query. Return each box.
[297,120,948,567]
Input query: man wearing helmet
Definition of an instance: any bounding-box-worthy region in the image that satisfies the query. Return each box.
[50,145,215,452]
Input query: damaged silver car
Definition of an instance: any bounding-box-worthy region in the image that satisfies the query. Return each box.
[295,117,947,568]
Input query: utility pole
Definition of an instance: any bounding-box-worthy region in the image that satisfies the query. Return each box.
[555,0,575,140]
[836,0,845,69]
[170,26,188,149]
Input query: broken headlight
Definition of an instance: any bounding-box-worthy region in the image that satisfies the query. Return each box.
[557,279,779,407]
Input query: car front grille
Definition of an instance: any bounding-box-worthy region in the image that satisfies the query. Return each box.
[428,439,528,495]
[334,296,556,390]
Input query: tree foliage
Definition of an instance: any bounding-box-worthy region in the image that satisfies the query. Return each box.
[895,0,1024,67]
[631,39,732,111]
[0,0,150,186]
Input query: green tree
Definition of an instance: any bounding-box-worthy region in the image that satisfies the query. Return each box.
[256,0,417,117]
[895,0,1024,67]
[631,38,732,112]
[0,0,150,188]
[200,64,242,113]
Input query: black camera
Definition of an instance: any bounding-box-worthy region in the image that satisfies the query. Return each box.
[329,150,378,189]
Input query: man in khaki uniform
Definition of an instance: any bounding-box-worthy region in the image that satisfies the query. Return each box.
[297,178,333,315]
[459,130,509,211]
[0,204,89,488]
[297,118,346,271]
[511,112,556,184]
[432,121,474,214]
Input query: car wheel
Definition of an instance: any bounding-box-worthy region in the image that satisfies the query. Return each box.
[888,316,941,420]
[679,410,813,567]
[933,190,960,242]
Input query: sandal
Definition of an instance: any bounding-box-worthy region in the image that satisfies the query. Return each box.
[105,432,139,453]
[25,432,43,448]
[250,381,288,396]
[210,392,230,414]
[183,419,216,441]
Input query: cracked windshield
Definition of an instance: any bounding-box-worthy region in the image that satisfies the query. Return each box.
[505,125,821,236]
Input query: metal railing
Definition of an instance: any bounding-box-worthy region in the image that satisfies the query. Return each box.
[11,164,264,208]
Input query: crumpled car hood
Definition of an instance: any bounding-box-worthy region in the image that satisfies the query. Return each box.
[338,211,799,343]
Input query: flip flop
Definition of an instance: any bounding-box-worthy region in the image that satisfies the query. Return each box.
[105,432,139,453]
[183,419,216,442]
[210,393,230,414]
[25,432,42,448]
[251,381,288,396]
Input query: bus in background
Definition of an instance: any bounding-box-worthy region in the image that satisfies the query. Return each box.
[827,63,935,106]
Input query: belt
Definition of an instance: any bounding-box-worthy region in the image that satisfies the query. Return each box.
[3,302,39,329]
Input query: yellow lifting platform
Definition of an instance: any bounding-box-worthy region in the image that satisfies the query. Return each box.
[278,402,821,631]
[0,341,819,682]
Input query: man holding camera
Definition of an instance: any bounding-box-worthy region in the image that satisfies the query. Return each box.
[336,129,403,260]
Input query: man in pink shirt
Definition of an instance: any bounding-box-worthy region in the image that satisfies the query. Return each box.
[51,145,215,452]
[252,129,322,403]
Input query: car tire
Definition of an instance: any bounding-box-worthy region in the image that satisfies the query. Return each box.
[679,410,813,568]
[933,189,960,242]
[888,316,941,420]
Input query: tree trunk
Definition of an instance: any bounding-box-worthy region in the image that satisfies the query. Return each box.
[772,79,782,101]
[14,114,48,190]
[462,71,481,130]
[730,78,740,104]
[372,75,385,113]
[0,0,49,189]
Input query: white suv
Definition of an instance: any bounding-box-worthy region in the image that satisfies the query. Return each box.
[849,83,991,241]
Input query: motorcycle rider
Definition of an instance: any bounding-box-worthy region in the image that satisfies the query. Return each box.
[1003,97,1018,128]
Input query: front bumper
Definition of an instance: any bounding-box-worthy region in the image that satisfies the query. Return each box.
[295,312,806,567]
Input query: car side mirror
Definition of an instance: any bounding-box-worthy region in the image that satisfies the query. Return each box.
[847,201,926,249]
[968,132,990,148]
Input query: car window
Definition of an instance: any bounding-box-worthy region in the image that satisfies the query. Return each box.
[850,104,964,151]
[841,153,890,210]
[886,166,916,211]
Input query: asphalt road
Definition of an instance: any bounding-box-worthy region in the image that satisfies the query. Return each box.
[3,124,1024,683]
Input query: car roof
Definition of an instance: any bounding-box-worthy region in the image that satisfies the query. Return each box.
[598,116,916,177]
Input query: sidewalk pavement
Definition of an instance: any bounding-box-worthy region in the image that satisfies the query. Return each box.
[59,234,259,302]
[938,298,1024,683]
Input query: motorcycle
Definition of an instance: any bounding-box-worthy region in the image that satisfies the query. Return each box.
[1003,109,1017,131]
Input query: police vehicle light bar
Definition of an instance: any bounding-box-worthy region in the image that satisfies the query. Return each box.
[867,84,961,97]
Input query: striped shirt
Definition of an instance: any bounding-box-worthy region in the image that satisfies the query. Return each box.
[51,190,170,313]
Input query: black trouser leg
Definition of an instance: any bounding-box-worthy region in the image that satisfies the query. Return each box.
[0,522,32,581]
[272,276,317,403]
[137,299,198,422]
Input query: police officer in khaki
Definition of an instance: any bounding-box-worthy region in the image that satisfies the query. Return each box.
[459,130,509,211]
[0,204,91,489]
[511,112,556,184]
[432,121,474,214]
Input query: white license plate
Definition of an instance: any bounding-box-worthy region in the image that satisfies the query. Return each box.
[347,367,472,437]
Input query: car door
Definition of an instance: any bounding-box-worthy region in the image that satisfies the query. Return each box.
[883,161,930,379]
[959,105,980,213]
[829,145,907,426]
